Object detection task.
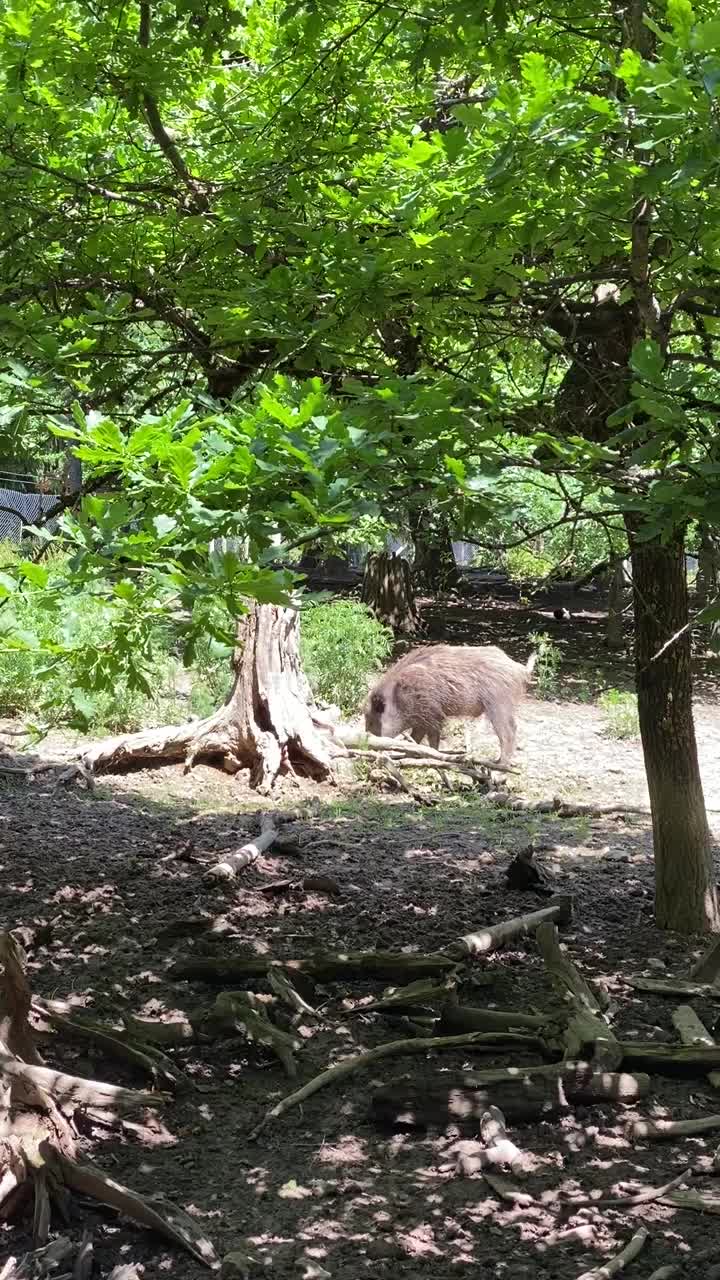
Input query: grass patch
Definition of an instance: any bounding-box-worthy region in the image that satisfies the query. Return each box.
[598,687,640,739]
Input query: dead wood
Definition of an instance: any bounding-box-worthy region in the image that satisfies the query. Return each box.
[371,1063,650,1131]
[0,933,42,1064]
[0,1237,76,1280]
[50,1145,218,1268]
[170,950,458,984]
[619,1042,720,1074]
[268,968,319,1019]
[445,895,573,960]
[33,1002,184,1089]
[629,977,720,999]
[354,975,456,1017]
[560,1167,691,1213]
[77,604,338,792]
[535,921,620,1069]
[204,991,301,1075]
[629,1112,720,1142]
[689,936,720,984]
[248,1031,547,1139]
[206,814,278,881]
[338,729,517,773]
[660,1187,720,1214]
[486,793,650,818]
[450,1106,530,1176]
[481,1170,535,1205]
[0,1052,164,1112]
[671,1004,715,1046]
[438,1004,549,1035]
[575,1226,648,1280]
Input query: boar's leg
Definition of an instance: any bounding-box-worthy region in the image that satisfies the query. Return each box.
[487,706,517,766]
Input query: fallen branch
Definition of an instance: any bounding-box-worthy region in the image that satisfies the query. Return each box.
[629,1113,720,1142]
[206,814,278,881]
[628,977,720,999]
[661,1187,720,1214]
[560,1167,691,1213]
[438,1004,550,1035]
[575,1226,648,1280]
[445,896,573,960]
[249,1031,547,1140]
[338,729,517,773]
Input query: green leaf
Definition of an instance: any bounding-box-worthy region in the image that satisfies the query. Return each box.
[691,19,720,52]
[18,561,49,588]
[630,339,665,382]
[153,514,178,538]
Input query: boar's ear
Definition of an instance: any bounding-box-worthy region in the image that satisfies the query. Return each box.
[370,692,385,713]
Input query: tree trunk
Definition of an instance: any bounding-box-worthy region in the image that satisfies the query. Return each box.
[360,551,419,634]
[409,509,460,593]
[626,521,718,933]
[606,557,627,650]
[79,604,339,792]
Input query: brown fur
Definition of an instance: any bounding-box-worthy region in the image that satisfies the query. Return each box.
[364,644,536,764]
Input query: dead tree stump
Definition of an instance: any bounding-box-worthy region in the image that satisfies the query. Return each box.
[79,604,338,792]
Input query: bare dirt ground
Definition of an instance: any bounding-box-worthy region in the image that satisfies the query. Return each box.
[3,597,720,1280]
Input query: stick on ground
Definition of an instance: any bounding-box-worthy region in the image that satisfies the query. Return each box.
[575,1227,648,1280]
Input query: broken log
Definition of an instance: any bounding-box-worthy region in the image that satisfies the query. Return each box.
[671,1004,715,1047]
[535,922,620,1069]
[248,1030,547,1139]
[619,1042,720,1074]
[371,1063,650,1132]
[438,1005,549,1035]
[170,950,459,984]
[445,896,573,960]
[206,814,279,881]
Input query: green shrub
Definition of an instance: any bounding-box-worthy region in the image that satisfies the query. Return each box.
[528,630,561,698]
[598,687,639,739]
[300,600,393,715]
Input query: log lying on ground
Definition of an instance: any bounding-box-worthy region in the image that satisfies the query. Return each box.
[628,977,720,999]
[371,1063,650,1131]
[205,813,278,881]
[619,1042,720,1074]
[438,1005,549,1035]
[462,1061,650,1101]
[33,1001,184,1090]
[536,922,620,1069]
[445,896,573,960]
[672,1004,715,1047]
[170,950,460,984]
[248,1031,547,1139]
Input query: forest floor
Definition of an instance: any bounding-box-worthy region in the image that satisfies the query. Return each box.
[3,593,720,1280]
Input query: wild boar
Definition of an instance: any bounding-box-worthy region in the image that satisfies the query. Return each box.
[364,644,536,764]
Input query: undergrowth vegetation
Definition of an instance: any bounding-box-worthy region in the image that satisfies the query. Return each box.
[598,687,640,739]
[0,545,391,733]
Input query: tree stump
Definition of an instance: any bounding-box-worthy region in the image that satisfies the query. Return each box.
[79,604,339,792]
[361,552,419,633]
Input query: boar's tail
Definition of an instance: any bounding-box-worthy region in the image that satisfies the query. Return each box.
[525,652,537,680]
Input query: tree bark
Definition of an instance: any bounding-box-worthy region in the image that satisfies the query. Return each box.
[79,604,338,792]
[626,522,718,933]
[409,508,460,593]
[360,551,419,633]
